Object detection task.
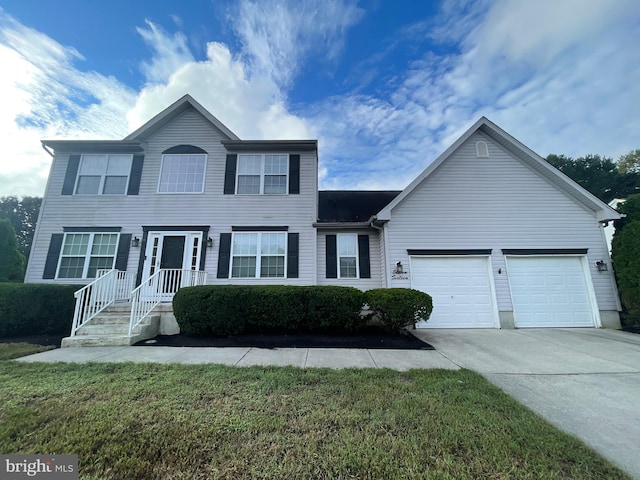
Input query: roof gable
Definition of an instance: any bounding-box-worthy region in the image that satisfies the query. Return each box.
[124,94,240,142]
[377,117,621,222]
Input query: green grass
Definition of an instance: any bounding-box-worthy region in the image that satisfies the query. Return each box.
[0,361,629,480]
[0,342,54,360]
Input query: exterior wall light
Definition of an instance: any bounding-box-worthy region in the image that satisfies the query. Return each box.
[395,261,404,274]
[207,237,214,248]
[596,260,608,272]
[131,236,140,248]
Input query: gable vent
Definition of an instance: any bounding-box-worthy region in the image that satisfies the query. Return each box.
[475,141,489,158]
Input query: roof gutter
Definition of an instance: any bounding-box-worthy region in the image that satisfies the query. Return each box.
[41,141,54,157]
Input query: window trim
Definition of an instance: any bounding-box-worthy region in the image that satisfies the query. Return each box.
[157,153,208,194]
[74,154,133,196]
[337,233,359,279]
[229,231,288,278]
[235,153,290,195]
[56,232,120,279]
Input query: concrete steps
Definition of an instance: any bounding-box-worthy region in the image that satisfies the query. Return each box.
[62,305,160,348]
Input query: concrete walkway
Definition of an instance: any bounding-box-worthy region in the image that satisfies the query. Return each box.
[17,345,458,371]
[17,328,640,478]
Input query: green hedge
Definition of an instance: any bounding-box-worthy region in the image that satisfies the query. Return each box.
[173,285,367,336]
[612,220,640,327]
[0,283,80,337]
[365,288,433,332]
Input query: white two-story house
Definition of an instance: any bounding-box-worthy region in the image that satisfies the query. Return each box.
[26,94,623,344]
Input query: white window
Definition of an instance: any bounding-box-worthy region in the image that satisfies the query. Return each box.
[231,232,286,278]
[237,154,288,194]
[57,233,119,279]
[158,154,207,193]
[76,155,132,195]
[338,234,358,278]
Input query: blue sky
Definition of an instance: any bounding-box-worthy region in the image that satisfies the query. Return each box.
[1,0,639,196]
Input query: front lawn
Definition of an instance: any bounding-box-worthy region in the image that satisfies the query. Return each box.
[0,361,629,479]
[0,342,54,360]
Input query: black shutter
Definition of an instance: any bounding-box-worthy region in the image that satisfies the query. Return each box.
[358,234,371,279]
[217,233,232,278]
[62,155,80,195]
[289,154,300,194]
[115,234,131,271]
[224,154,237,194]
[127,155,144,195]
[326,234,337,278]
[43,234,64,279]
[287,233,299,278]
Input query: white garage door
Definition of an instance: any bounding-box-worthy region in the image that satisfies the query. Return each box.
[411,256,498,328]
[507,256,595,328]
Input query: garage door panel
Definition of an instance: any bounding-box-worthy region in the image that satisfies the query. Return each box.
[508,256,595,328]
[412,257,497,328]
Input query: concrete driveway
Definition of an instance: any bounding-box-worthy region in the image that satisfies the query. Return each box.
[411,328,640,479]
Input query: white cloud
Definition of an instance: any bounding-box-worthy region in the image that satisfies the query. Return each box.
[137,20,194,85]
[0,9,135,196]
[127,36,313,140]
[233,0,364,87]
[309,0,640,189]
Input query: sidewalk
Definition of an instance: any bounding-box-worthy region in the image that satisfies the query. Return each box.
[17,345,460,371]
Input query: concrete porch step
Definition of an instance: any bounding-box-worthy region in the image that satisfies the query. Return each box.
[62,312,161,348]
[61,332,154,347]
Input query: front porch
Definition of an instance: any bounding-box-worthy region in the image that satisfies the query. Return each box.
[62,268,206,347]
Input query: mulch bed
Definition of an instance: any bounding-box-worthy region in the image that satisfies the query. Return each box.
[135,327,433,350]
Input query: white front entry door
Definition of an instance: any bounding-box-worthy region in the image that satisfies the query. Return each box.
[141,232,203,300]
[507,256,597,327]
[411,256,499,328]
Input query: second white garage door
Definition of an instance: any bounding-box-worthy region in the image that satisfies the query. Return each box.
[411,256,498,328]
[507,256,596,328]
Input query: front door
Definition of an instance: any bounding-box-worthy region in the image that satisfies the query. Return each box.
[141,231,203,301]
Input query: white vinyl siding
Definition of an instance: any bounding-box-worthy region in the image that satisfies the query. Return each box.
[76,155,132,195]
[158,154,206,193]
[237,154,288,195]
[384,131,619,314]
[231,232,286,278]
[57,232,118,279]
[25,106,314,287]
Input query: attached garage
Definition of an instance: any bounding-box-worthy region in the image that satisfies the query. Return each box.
[410,253,499,328]
[506,254,597,328]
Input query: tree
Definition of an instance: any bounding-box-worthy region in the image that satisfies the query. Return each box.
[546,153,640,203]
[617,149,640,174]
[611,219,640,326]
[0,196,42,261]
[0,219,25,282]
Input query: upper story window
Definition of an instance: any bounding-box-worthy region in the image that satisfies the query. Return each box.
[57,232,119,279]
[237,154,288,195]
[231,231,286,278]
[75,155,132,195]
[158,154,207,193]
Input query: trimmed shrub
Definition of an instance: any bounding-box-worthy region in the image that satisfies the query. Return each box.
[173,285,367,336]
[0,283,80,337]
[300,286,366,332]
[365,288,433,333]
[173,285,248,336]
[611,220,640,327]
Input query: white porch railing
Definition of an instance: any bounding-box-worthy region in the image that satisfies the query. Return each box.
[71,270,136,336]
[129,269,207,336]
